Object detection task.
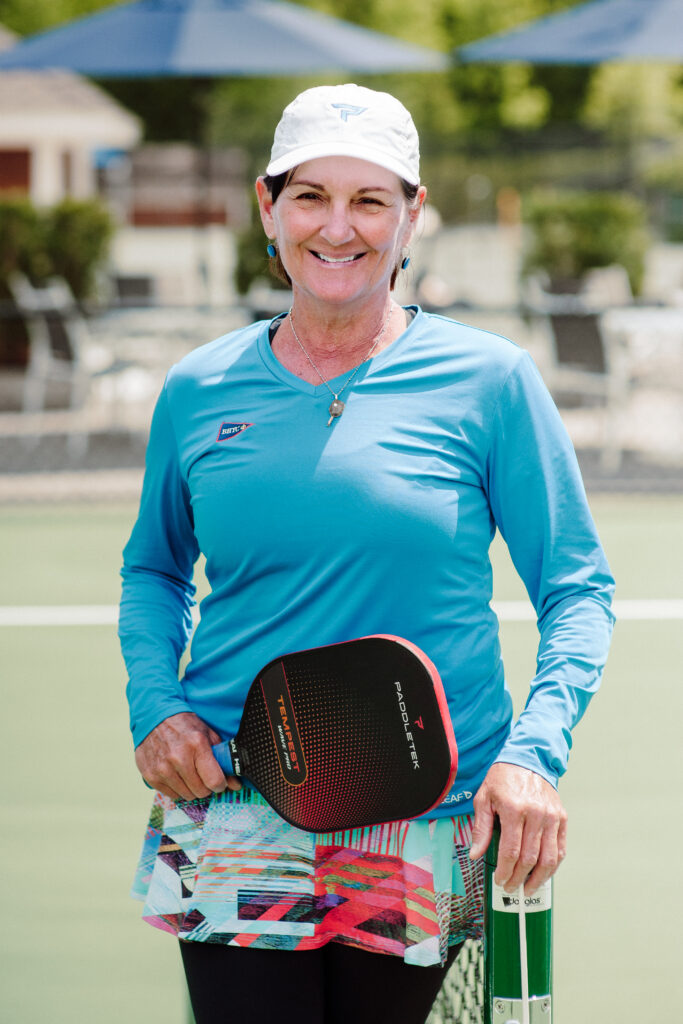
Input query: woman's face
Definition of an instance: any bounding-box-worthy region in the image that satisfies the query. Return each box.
[256,156,425,311]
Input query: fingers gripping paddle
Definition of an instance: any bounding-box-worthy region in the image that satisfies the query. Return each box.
[212,635,457,833]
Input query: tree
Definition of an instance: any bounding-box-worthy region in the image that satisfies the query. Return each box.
[0,0,107,35]
[7,0,681,223]
[438,0,586,141]
[582,63,683,144]
[0,0,593,149]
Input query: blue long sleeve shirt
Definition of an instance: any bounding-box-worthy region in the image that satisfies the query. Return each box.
[119,307,615,817]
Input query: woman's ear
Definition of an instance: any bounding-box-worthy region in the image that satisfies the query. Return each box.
[402,185,428,247]
[409,185,428,227]
[255,177,276,238]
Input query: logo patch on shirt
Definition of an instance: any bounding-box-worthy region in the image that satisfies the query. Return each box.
[217,422,252,442]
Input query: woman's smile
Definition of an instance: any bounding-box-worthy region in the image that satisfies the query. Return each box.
[311,250,366,265]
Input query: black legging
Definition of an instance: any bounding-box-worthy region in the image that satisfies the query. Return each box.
[180,939,462,1024]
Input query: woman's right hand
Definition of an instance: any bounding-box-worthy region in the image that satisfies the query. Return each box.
[134,711,242,802]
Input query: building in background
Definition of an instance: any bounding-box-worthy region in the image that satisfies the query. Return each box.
[101,145,249,305]
[0,24,250,306]
[0,24,141,206]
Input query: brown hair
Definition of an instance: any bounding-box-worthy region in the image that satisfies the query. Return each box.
[262,171,420,289]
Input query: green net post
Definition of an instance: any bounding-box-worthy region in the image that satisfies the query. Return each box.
[483,822,553,1024]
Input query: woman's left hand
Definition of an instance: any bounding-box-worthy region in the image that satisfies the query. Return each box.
[468,762,567,895]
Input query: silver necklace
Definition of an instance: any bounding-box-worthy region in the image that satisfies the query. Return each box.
[288,303,395,426]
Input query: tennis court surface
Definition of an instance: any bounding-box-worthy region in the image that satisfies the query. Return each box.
[1,494,681,1023]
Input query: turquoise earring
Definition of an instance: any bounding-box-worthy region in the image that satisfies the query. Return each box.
[266,243,277,258]
[401,252,411,270]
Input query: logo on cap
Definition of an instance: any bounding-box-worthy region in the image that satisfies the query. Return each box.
[331,103,367,122]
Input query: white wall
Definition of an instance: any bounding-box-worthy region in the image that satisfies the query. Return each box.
[109,225,239,307]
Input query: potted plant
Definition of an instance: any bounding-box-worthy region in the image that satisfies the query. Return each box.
[0,199,49,366]
[522,188,649,296]
[43,198,114,302]
[0,197,113,369]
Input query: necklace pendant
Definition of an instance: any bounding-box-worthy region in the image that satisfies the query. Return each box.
[327,397,345,426]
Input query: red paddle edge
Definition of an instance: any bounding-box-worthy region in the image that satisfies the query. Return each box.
[369,634,458,809]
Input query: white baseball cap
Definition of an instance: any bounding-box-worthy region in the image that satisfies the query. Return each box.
[266,84,420,186]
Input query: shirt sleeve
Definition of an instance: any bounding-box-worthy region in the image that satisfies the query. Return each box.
[485,350,615,787]
[119,383,200,748]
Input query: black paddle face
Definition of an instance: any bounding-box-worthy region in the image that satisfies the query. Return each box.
[230,636,456,833]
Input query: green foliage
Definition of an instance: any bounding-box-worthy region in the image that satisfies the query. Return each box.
[299,0,448,49]
[523,189,649,294]
[530,65,593,125]
[234,205,271,296]
[644,149,683,194]
[0,198,50,296]
[43,198,114,299]
[100,77,214,144]
[581,63,683,143]
[440,0,582,139]
[0,0,107,35]
[6,0,683,242]
[1,0,598,159]
[207,76,320,172]
[234,198,291,296]
[642,147,683,243]
[0,197,113,300]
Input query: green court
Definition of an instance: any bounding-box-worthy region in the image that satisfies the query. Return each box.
[1,495,681,1023]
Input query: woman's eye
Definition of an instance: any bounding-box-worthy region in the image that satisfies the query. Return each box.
[294,192,322,201]
[358,197,385,207]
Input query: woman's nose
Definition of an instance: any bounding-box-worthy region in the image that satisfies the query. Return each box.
[319,202,355,246]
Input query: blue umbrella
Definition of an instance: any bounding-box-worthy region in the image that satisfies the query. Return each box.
[457,0,683,64]
[0,0,447,75]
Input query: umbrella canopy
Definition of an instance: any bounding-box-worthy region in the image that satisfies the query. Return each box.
[0,0,447,76]
[457,0,683,64]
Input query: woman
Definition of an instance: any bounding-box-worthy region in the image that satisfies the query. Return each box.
[120,84,614,1024]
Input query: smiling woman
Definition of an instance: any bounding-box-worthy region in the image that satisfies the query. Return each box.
[119,83,615,1024]
[254,121,425,399]
[260,157,421,299]
[249,85,426,427]
[254,156,423,418]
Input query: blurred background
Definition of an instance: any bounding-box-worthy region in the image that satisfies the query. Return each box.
[0,1,682,1022]
[0,0,682,492]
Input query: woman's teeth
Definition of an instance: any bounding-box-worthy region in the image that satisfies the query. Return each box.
[315,252,362,263]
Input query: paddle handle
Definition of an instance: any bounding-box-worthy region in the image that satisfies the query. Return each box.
[212,739,242,777]
[142,739,238,790]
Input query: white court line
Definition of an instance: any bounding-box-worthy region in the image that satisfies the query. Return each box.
[0,605,120,626]
[1,600,682,627]
[492,599,683,621]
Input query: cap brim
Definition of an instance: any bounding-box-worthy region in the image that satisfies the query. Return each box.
[266,141,419,186]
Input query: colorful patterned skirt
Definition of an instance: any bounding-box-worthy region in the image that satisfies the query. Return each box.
[132,785,484,967]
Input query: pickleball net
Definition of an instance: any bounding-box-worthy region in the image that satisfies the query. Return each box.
[428,938,484,1024]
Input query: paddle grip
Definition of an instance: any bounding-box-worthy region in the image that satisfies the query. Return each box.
[211,740,233,776]
[142,739,236,790]
[212,739,246,779]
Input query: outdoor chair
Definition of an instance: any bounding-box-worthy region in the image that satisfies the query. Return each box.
[522,271,633,471]
[4,273,143,460]
[10,274,90,418]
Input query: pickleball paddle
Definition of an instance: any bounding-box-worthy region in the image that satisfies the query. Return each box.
[211,634,457,833]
